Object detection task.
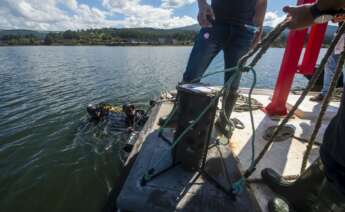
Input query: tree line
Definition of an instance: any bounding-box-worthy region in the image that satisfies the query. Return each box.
[0,28,197,46]
[0,27,332,47]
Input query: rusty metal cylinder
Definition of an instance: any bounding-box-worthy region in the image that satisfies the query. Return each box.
[173,84,219,171]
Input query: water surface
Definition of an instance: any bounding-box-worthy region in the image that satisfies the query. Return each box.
[0,46,321,212]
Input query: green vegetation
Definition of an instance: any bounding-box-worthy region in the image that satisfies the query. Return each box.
[0,28,197,46]
[1,34,42,45]
[0,25,338,47]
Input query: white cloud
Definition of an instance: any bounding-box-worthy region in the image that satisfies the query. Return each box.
[0,0,196,30]
[0,0,121,30]
[264,11,286,27]
[102,0,196,28]
[161,0,195,9]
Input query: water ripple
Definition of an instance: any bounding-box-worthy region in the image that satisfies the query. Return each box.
[0,46,316,212]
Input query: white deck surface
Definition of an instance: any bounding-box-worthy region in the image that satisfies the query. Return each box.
[231,89,338,211]
[287,94,340,120]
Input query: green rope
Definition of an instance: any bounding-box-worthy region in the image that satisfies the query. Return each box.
[144,67,244,182]
[232,177,246,194]
[143,19,290,185]
[247,67,257,175]
[143,66,258,189]
[158,104,179,134]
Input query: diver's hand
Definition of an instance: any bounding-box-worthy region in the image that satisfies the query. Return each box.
[197,2,215,28]
[283,4,314,30]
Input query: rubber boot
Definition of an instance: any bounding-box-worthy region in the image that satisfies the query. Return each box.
[262,158,325,212]
[215,90,238,138]
[312,179,345,212]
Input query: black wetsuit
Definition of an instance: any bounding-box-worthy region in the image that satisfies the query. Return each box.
[211,0,257,25]
[321,86,345,195]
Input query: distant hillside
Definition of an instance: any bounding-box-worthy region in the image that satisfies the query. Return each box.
[0,29,48,39]
[167,24,338,44]
[172,24,201,32]
[0,24,340,46]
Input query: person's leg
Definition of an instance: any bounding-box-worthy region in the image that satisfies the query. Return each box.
[321,53,341,96]
[159,26,224,126]
[223,25,255,90]
[182,27,224,83]
[216,24,254,136]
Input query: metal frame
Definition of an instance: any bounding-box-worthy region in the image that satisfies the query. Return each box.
[140,136,237,200]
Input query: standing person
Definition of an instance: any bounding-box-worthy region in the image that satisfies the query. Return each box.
[160,0,267,138]
[311,22,345,102]
[261,1,345,212]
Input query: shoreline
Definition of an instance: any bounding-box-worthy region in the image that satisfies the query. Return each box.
[0,44,286,48]
[0,44,194,47]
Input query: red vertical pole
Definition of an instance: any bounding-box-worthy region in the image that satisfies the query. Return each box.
[264,0,317,116]
[264,29,308,116]
[298,23,328,75]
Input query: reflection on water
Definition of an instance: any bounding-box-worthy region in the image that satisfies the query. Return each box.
[0,46,321,211]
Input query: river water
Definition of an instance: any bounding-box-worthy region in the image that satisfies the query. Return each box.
[0,46,323,212]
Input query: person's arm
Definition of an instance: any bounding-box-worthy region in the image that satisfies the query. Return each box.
[197,0,215,28]
[284,0,345,29]
[317,0,345,10]
[252,0,267,48]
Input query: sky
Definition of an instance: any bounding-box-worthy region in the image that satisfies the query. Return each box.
[0,0,297,31]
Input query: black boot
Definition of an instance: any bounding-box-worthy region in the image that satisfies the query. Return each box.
[262,159,325,212]
[215,90,238,138]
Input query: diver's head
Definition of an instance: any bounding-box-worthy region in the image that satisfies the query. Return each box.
[87,104,101,120]
[122,104,135,115]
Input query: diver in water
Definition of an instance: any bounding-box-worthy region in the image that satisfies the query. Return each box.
[86,103,148,130]
[122,103,147,131]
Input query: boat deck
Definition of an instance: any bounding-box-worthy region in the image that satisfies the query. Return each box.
[116,88,340,212]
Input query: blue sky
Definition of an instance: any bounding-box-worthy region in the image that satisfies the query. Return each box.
[0,0,298,30]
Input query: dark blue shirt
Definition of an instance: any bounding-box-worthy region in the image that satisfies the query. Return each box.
[211,0,257,25]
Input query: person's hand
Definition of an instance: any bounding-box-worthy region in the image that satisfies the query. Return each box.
[333,14,345,23]
[283,4,314,29]
[198,2,215,28]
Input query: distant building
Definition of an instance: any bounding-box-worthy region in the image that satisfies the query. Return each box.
[158,38,166,45]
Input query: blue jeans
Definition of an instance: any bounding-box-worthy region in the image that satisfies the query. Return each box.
[321,53,345,96]
[183,23,255,90]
